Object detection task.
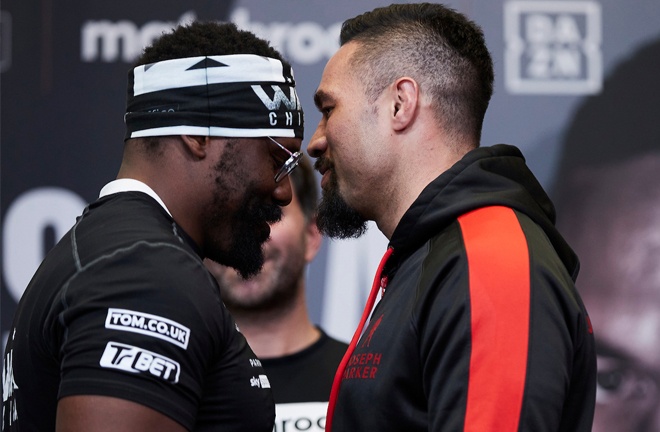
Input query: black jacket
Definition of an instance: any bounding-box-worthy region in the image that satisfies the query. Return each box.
[332,144,596,431]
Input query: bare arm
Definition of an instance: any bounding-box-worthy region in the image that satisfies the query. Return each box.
[56,395,188,432]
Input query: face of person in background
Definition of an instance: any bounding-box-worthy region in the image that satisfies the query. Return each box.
[560,156,660,431]
[205,185,320,315]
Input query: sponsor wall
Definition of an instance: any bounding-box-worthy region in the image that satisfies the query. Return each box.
[2,0,659,428]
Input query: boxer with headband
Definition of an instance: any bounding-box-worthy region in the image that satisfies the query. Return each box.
[6,21,303,432]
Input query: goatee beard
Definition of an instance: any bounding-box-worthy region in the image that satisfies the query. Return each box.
[316,165,368,239]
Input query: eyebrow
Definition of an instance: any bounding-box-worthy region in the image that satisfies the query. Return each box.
[313,89,333,111]
[595,339,631,360]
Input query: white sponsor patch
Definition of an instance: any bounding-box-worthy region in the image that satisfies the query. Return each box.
[99,341,181,383]
[250,374,271,389]
[274,402,328,432]
[105,308,190,349]
[259,375,271,389]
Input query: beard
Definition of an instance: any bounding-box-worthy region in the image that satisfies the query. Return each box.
[222,199,282,278]
[204,142,282,279]
[315,157,368,239]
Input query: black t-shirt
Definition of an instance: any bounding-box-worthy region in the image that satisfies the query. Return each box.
[262,329,347,432]
[3,192,275,431]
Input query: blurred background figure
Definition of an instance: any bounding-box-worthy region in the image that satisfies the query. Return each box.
[556,155,660,431]
[553,36,660,432]
[205,155,348,432]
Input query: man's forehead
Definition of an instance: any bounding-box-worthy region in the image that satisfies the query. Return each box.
[323,43,358,79]
[315,44,361,106]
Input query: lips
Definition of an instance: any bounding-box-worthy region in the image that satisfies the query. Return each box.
[320,169,332,189]
[314,157,333,189]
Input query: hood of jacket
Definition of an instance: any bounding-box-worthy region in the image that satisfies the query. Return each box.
[389,144,579,280]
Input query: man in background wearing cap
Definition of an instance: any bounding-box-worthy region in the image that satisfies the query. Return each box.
[205,155,348,432]
[2,22,303,431]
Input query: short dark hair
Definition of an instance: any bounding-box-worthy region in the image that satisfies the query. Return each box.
[134,21,289,68]
[340,3,493,145]
[289,154,318,221]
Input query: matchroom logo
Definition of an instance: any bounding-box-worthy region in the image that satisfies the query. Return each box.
[504,1,602,94]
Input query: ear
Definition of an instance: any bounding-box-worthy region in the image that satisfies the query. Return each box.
[391,77,419,132]
[180,135,210,159]
[304,217,323,263]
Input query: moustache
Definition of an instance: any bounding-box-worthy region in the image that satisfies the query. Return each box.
[254,203,283,225]
[314,156,333,173]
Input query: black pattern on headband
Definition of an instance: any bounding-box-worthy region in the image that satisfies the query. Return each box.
[125,55,304,140]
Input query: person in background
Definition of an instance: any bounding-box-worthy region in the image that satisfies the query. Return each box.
[551,35,660,432]
[205,154,348,432]
[555,154,660,431]
[2,21,304,431]
[307,3,596,431]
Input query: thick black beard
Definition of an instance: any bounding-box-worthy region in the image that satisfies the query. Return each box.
[226,200,282,279]
[316,172,368,239]
[205,142,283,279]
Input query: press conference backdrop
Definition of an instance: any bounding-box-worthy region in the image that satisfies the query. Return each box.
[2,0,659,419]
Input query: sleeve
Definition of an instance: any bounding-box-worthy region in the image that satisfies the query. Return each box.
[53,242,227,430]
[421,207,592,431]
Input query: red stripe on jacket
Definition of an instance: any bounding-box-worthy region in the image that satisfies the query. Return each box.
[458,206,530,431]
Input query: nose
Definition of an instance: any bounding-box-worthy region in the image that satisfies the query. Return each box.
[307,120,327,158]
[272,175,293,207]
